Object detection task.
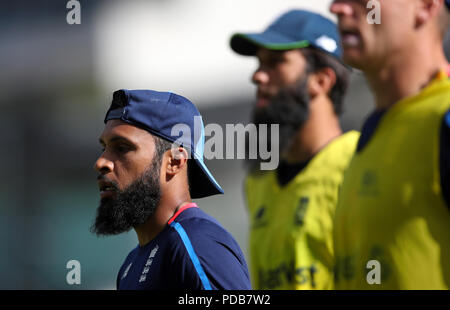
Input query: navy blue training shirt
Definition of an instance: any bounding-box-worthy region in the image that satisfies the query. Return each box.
[356,109,450,208]
[116,203,251,290]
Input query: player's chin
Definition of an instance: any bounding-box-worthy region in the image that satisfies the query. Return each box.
[100,195,115,205]
[91,214,133,236]
[99,189,117,200]
[92,224,131,236]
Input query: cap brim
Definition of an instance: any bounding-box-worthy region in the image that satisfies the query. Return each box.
[230,30,310,56]
[188,157,224,199]
[231,32,352,73]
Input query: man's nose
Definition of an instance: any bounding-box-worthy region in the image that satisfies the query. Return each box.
[252,68,270,86]
[93,154,114,174]
[329,0,355,17]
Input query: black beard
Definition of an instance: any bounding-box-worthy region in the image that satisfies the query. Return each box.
[91,159,161,236]
[246,76,310,172]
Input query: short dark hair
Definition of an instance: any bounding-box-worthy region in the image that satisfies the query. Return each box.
[152,135,172,163]
[152,134,192,192]
[301,47,350,115]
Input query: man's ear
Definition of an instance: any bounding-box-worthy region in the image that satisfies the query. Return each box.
[307,67,336,97]
[165,147,189,176]
[415,0,443,27]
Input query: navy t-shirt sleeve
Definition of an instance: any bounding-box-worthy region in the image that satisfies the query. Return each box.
[167,239,204,289]
[440,109,450,209]
[169,218,251,290]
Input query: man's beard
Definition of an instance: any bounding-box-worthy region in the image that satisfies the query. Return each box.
[246,75,310,172]
[91,159,162,236]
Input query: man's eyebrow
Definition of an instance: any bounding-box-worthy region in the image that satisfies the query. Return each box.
[98,136,135,146]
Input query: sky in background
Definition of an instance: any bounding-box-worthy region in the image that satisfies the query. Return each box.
[93,0,335,107]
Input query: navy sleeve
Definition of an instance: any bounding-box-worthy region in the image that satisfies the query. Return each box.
[168,240,204,290]
[169,218,251,290]
[116,255,128,290]
[440,109,450,209]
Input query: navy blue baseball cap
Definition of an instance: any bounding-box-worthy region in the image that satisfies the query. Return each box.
[446,0,450,10]
[230,9,342,59]
[104,89,224,199]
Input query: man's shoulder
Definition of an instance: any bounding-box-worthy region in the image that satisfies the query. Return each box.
[170,207,235,245]
[120,245,140,264]
[245,169,276,190]
[324,130,360,156]
[306,130,360,176]
[166,207,250,289]
[246,132,361,193]
[169,207,246,261]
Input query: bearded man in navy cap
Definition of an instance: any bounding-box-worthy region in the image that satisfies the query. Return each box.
[91,89,251,290]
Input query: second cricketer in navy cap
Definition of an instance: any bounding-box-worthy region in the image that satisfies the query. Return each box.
[230,9,360,289]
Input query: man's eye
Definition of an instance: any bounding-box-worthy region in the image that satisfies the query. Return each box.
[264,57,283,67]
[270,57,282,63]
[115,145,130,153]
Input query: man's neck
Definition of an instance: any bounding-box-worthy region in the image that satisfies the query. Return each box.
[365,39,448,110]
[284,96,342,164]
[134,194,191,247]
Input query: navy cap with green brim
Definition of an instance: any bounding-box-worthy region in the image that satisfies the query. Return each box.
[230,9,342,60]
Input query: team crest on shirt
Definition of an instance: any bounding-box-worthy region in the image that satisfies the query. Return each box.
[294,197,309,226]
[359,170,379,196]
[139,244,159,283]
[252,206,268,229]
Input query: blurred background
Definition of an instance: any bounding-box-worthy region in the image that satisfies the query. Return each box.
[0,0,449,289]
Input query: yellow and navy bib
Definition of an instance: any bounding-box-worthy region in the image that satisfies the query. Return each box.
[245,131,359,290]
[334,69,450,290]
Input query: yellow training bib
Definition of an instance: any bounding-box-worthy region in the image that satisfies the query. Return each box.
[334,71,450,290]
[246,131,359,289]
